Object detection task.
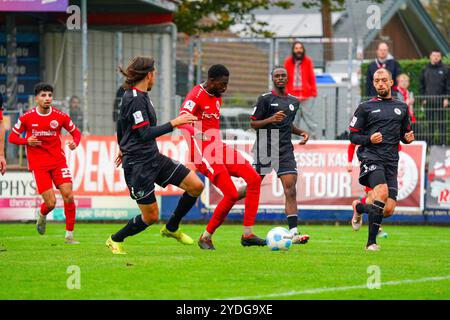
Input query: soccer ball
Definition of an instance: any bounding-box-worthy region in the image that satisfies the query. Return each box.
[266,227,293,251]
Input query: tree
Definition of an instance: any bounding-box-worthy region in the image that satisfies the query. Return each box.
[174,1,385,38]
[423,0,450,43]
[174,0,294,37]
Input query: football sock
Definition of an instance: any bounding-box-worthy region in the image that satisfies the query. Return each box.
[112,214,149,242]
[287,214,298,234]
[206,172,239,235]
[367,201,385,246]
[240,164,261,227]
[64,202,76,232]
[166,192,198,232]
[356,203,370,214]
[243,226,253,237]
[65,230,74,238]
[202,231,212,239]
[40,202,51,216]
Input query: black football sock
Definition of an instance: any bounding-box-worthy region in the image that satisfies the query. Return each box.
[367,201,385,246]
[287,214,298,233]
[356,203,372,214]
[166,192,198,232]
[111,214,149,242]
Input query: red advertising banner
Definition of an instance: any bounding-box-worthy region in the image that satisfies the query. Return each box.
[63,135,191,196]
[205,140,426,212]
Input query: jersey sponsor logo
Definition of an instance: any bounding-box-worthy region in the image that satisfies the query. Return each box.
[183,100,196,112]
[50,120,59,129]
[371,109,381,113]
[32,124,39,127]
[394,108,402,115]
[289,104,294,111]
[14,119,21,129]
[201,111,220,120]
[133,110,144,124]
[349,116,357,127]
[32,129,57,137]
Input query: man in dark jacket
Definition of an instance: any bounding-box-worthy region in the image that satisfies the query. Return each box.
[366,42,401,97]
[420,50,449,146]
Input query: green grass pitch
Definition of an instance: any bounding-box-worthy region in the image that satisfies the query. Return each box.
[0,223,449,300]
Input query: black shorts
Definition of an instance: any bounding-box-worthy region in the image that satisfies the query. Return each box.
[359,161,398,201]
[254,154,297,177]
[123,153,190,204]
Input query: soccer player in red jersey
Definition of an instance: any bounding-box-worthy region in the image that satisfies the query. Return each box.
[0,93,6,175]
[8,83,82,244]
[179,64,265,249]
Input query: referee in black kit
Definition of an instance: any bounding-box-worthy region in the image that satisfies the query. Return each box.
[106,56,204,254]
[349,68,414,251]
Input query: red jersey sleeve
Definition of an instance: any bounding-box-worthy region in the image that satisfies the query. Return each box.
[347,143,356,162]
[12,114,26,135]
[180,86,202,116]
[62,113,77,133]
[180,98,199,116]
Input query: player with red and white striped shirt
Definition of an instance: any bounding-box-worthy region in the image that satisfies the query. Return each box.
[9,83,82,244]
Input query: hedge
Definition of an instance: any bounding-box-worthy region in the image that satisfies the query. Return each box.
[360,58,450,96]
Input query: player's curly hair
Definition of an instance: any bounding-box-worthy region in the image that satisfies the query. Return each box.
[34,83,54,96]
[119,56,155,89]
[207,64,229,80]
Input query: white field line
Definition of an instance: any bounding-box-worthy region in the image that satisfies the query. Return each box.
[217,275,450,300]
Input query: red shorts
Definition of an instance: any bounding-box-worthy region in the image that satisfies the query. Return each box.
[195,144,250,181]
[32,165,73,194]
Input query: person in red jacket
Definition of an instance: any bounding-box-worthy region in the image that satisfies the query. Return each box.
[9,83,82,244]
[284,41,318,138]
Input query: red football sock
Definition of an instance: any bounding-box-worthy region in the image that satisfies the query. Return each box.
[64,202,76,231]
[237,163,261,227]
[206,171,239,235]
[40,202,52,216]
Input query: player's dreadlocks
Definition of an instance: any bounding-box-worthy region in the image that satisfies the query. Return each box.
[119,56,155,89]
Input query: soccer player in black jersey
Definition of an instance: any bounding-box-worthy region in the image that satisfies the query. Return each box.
[106,56,204,254]
[349,68,414,251]
[249,65,310,244]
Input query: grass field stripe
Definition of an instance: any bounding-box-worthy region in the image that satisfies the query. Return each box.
[218,275,450,300]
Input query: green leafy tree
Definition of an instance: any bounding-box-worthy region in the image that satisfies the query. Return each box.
[423,0,450,43]
[174,0,383,37]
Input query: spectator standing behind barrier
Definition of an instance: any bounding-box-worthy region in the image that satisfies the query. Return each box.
[284,41,318,139]
[69,96,84,133]
[366,42,401,97]
[420,50,449,146]
[395,74,416,123]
